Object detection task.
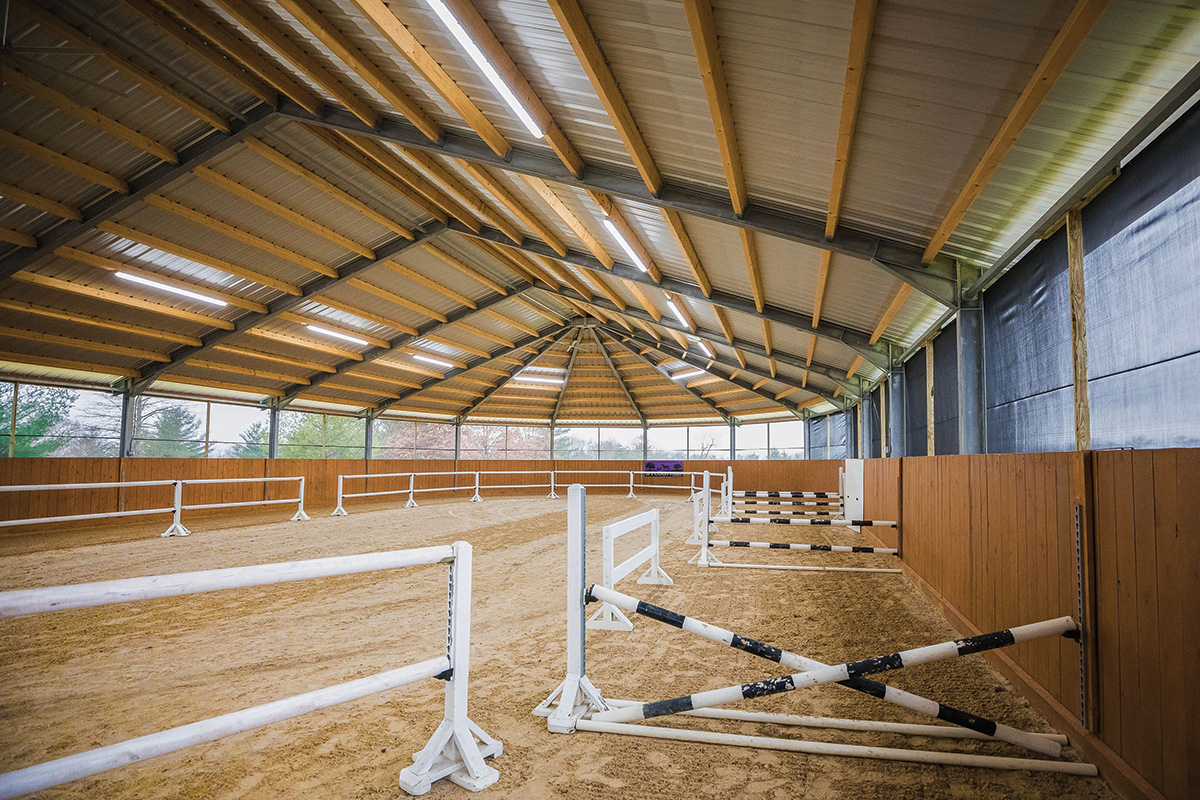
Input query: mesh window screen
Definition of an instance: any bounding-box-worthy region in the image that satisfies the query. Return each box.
[934,320,960,455]
[904,350,927,456]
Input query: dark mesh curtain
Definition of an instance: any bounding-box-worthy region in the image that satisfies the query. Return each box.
[983,101,1200,452]
[934,320,960,454]
[983,230,1073,454]
[808,415,827,459]
[829,412,848,459]
[904,350,927,456]
[838,408,856,459]
[869,386,882,458]
[1081,102,1200,448]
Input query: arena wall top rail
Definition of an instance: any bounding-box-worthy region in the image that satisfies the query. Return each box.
[0,542,500,797]
[0,475,310,537]
[330,468,719,516]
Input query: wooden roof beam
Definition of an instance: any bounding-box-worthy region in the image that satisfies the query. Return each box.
[347,0,509,157]
[683,0,746,215]
[869,285,912,345]
[826,0,877,238]
[0,129,128,194]
[591,328,644,424]
[546,0,661,194]
[921,0,1109,263]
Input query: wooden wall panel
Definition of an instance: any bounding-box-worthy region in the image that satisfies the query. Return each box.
[863,458,899,550]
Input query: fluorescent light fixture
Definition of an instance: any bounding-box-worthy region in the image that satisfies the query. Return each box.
[674,369,704,381]
[116,272,227,307]
[666,299,688,326]
[601,218,648,272]
[306,324,368,346]
[414,353,455,368]
[422,0,544,138]
[514,375,564,385]
[694,339,713,359]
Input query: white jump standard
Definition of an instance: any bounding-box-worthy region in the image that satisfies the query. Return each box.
[586,508,671,631]
[0,543,501,798]
[538,484,1097,775]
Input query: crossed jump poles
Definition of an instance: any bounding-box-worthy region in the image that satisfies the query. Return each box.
[537,484,1097,775]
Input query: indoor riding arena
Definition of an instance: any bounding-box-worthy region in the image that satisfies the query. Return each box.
[0,1,1196,799]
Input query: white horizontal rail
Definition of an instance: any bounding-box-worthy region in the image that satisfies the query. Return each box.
[0,657,449,800]
[0,546,456,618]
[0,480,176,492]
[0,506,176,529]
[181,476,303,486]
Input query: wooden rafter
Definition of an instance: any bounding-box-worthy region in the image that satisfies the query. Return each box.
[455,323,514,349]
[423,243,509,296]
[0,349,140,379]
[242,137,412,239]
[586,190,662,282]
[344,277,447,322]
[190,359,310,384]
[193,166,374,258]
[591,328,644,423]
[0,228,36,248]
[522,177,613,267]
[605,334,728,422]
[739,228,764,313]
[0,325,170,362]
[207,0,377,128]
[276,311,391,348]
[664,291,697,333]
[54,246,267,313]
[3,66,178,163]
[454,160,568,255]
[682,0,746,215]
[462,330,571,418]
[846,355,865,379]
[622,280,662,322]
[0,181,81,221]
[660,208,711,297]
[423,333,490,360]
[483,309,538,338]
[97,221,301,296]
[245,327,362,360]
[14,0,227,131]
[115,0,275,104]
[436,0,583,174]
[0,129,128,194]
[761,319,773,355]
[347,0,510,157]
[712,306,734,344]
[921,0,1109,263]
[0,297,202,346]
[546,0,662,194]
[806,336,817,366]
[826,0,877,238]
[812,251,832,329]
[400,148,523,242]
[157,0,324,115]
[304,127,450,224]
[274,0,440,139]
[213,343,337,374]
[10,270,235,329]
[869,285,912,345]
[144,195,335,277]
[387,262,476,309]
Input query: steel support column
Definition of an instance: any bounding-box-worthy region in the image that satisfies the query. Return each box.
[267,402,280,459]
[117,389,136,458]
[888,362,906,458]
[957,300,986,454]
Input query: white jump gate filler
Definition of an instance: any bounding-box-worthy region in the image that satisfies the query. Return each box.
[0,543,500,798]
[536,484,1097,775]
[586,508,672,631]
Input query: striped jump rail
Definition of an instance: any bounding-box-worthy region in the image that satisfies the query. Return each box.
[541,483,1095,776]
[734,491,840,499]
[735,499,841,506]
[592,614,1080,726]
[716,517,896,527]
[734,509,839,516]
[709,541,898,554]
[584,584,1066,757]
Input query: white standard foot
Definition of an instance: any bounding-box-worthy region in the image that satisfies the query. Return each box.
[398,718,502,796]
[330,506,348,517]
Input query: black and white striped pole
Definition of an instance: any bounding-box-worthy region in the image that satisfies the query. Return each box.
[583,584,1067,757]
[535,485,609,732]
[709,541,898,554]
[592,616,1080,726]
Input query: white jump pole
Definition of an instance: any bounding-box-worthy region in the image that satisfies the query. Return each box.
[575,721,1097,776]
[600,700,1067,745]
[0,658,451,800]
[331,474,348,516]
[292,476,310,521]
[404,473,418,508]
[162,481,189,537]
[593,617,1080,725]
[399,541,502,794]
[536,485,609,732]
[584,583,1061,756]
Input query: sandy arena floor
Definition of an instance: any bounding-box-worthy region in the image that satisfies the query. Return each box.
[0,493,1116,799]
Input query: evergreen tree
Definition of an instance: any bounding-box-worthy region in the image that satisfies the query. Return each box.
[138,405,204,457]
[0,383,76,457]
[278,412,365,458]
[229,421,269,458]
